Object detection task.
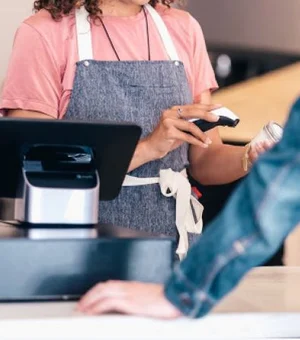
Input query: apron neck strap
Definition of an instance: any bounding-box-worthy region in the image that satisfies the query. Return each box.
[144,4,179,61]
[75,6,94,61]
[75,5,180,62]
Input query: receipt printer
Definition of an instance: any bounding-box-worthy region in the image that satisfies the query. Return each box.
[15,145,99,225]
[14,145,100,239]
[0,119,175,302]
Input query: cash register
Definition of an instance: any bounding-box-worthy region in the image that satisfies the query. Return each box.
[0,118,175,302]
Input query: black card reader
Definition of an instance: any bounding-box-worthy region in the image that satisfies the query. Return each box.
[190,107,240,132]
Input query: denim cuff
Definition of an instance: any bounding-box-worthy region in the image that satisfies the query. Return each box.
[164,265,216,319]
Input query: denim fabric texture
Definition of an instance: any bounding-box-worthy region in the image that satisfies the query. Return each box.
[165,97,300,318]
[65,58,199,240]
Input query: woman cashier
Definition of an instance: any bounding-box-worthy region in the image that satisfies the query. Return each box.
[0,0,270,257]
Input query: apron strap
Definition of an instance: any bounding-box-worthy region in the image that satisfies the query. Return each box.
[144,4,180,61]
[123,169,204,260]
[75,6,94,61]
[75,5,180,62]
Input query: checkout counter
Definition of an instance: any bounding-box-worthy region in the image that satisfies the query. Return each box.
[1,64,300,338]
[0,267,299,338]
[0,118,174,302]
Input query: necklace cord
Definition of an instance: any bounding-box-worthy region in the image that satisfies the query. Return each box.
[99,6,151,61]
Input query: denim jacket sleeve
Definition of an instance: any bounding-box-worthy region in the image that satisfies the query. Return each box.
[164,97,300,319]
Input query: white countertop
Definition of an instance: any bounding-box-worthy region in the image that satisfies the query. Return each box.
[0,267,299,339]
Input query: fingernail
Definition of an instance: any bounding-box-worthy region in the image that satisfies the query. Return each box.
[205,138,212,145]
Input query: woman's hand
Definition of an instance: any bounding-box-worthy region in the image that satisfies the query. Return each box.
[248,140,274,167]
[145,103,222,160]
[76,281,181,320]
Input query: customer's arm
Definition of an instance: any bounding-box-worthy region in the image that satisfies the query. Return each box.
[77,97,300,318]
[165,109,300,317]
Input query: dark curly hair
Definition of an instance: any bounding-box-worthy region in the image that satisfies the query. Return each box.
[33,1,180,21]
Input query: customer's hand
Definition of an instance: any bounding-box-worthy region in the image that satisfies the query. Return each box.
[248,140,274,166]
[76,281,182,319]
[145,103,222,160]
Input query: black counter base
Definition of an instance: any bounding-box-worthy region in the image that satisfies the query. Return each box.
[0,224,175,302]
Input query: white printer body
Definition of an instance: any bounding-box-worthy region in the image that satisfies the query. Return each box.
[14,145,99,239]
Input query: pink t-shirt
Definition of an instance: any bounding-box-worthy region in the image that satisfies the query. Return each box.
[0,4,218,118]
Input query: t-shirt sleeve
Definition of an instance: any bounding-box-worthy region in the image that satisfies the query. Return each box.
[0,23,62,118]
[189,15,218,103]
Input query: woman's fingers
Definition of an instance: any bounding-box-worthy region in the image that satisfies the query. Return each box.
[171,103,222,122]
[172,119,212,146]
[162,116,212,147]
[248,145,259,163]
[145,103,222,158]
[172,128,210,148]
[261,140,274,150]
[248,140,274,164]
[158,103,223,147]
[173,103,222,112]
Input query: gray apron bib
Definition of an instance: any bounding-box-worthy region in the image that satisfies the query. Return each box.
[65,4,203,258]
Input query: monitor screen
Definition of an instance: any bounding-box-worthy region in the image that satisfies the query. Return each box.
[0,118,141,201]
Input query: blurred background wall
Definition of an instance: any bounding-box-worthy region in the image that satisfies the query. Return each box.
[186,0,300,266]
[188,0,300,55]
[2,0,300,84]
[0,0,33,84]
[186,0,300,87]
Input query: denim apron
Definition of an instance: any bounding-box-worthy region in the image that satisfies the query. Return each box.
[65,4,203,259]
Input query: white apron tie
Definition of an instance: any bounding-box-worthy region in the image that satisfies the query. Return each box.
[123,169,204,260]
